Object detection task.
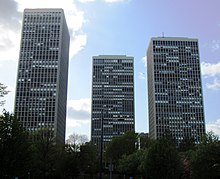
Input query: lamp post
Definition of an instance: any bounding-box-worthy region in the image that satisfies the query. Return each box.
[136,133,141,150]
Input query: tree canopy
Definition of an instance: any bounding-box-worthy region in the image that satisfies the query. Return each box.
[105,131,137,162]
[143,137,182,179]
[190,132,220,179]
[0,110,31,178]
[1,110,220,178]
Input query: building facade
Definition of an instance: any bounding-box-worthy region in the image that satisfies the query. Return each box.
[91,55,135,152]
[147,37,205,145]
[14,9,70,144]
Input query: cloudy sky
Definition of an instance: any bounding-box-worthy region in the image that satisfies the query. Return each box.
[0,0,220,138]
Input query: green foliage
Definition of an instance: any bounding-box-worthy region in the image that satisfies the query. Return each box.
[201,131,219,144]
[139,135,153,149]
[178,136,196,152]
[62,144,81,178]
[179,149,195,179]
[29,128,58,178]
[79,142,99,175]
[59,142,99,178]
[0,110,31,178]
[118,150,144,177]
[190,132,220,179]
[29,129,89,178]
[143,137,182,179]
[105,131,137,162]
[1,110,220,179]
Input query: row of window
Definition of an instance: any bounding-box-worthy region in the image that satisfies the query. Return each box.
[153,40,198,46]
[93,59,133,64]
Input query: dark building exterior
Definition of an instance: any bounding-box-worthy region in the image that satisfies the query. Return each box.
[14,9,70,144]
[147,37,205,145]
[91,55,135,152]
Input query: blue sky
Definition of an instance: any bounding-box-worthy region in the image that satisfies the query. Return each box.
[0,0,220,139]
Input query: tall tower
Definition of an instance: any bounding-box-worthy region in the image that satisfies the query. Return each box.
[14,9,70,144]
[147,37,205,145]
[91,55,135,152]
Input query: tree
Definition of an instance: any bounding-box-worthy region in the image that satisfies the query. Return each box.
[178,136,196,152]
[143,137,182,179]
[178,137,197,178]
[105,131,137,163]
[118,150,144,178]
[105,131,137,177]
[138,134,153,150]
[0,110,31,178]
[79,142,98,177]
[190,132,220,179]
[29,128,58,178]
[0,83,9,106]
[61,144,81,178]
[66,132,89,151]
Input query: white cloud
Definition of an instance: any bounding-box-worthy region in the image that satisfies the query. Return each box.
[78,0,95,3]
[105,0,130,3]
[16,0,86,32]
[212,40,220,51]
[138,72,145,80]
[66,98,91,139]
[78,0,129,4]
[201,62,220,77]
[206,119,220,136]
[11,0,87,60]
[16,0,77,13]
[67,98,91,121]
[67,98,91,112]
[201,62,220,90]
[0,0,21,30]
[0,0,88,61]
[0,26,20,62]
[70,34,87,59]
[206,78,220,90]
[139,56,147,80]
[141,56,147,67]
[66,119,90,140]
[0,0,21,63]
[66,118,90,128]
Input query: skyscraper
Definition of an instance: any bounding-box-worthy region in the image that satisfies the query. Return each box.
[14,9,70,144]
[91,55,135,152]
[147,37,205,145]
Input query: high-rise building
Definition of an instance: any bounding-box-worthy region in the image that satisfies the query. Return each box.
[147,37,205,145]
[91,55,135,152]
[14,9,70,144]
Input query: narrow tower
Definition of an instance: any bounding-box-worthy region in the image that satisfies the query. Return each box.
[91,55,135,152]
[14,9,70,144]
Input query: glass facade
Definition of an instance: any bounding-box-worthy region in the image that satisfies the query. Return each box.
[91,55,135,152]
[14,9,70,144]
[147,37,205,145]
